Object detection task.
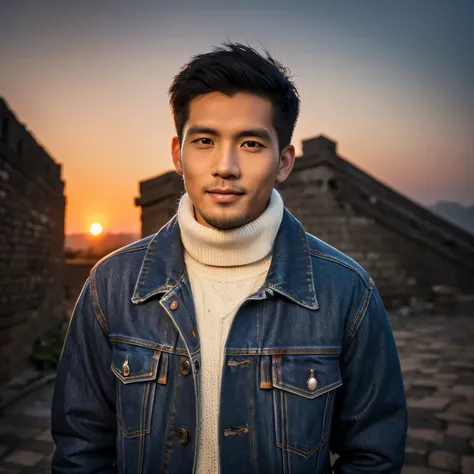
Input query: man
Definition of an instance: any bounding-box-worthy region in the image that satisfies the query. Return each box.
[52,42,407,473]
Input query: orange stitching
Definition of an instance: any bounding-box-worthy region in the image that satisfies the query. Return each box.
[228,359,251,367]
[275,379,343,398]
[225,347,341,356]
[117,414,151,437]
[158,352,169,385]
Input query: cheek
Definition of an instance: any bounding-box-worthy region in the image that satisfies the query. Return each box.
[182,157,206,179]
[246,161,277,187]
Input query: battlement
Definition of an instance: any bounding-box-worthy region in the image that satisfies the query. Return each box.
[0,98,66,386]
[0,97,64,194]
[135,134,474,303]
[301,134,338,159]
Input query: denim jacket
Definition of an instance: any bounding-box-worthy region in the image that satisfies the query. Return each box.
[51,208,407,474]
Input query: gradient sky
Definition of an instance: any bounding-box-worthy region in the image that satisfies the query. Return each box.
[1,0,473,234]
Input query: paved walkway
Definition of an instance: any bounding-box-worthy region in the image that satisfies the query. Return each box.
[0,380,53,473]
[0,310,473,473]
[393,310,474,474]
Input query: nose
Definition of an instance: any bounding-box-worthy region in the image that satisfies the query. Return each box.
[213,144,240,179]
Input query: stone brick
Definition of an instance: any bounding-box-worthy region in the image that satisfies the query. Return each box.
[8,427,43,440]
[418,353,442,361]
[407,385,437,398]
[419,367,438,375]
[407,428,444,444]
[404,447,426,465]
[442,435,470,454]
[450,361,474,370]
[449,403,474,415]
[446,423,474,438]
[453,385,474,399]
[0,102,65,387]
[427,341,449,351]
[3,450,45,467]
[428,451,460,471]
[435,412,474,424]
[435,373,459,381]
[411,378,446,389]
[406,438,430,451]
[36,430,52,443]
[409,409,444,430]
[407,397,451,411]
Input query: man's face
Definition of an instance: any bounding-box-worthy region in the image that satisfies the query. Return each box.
[171,92,295,230]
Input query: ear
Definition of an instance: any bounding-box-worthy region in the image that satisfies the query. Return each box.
[171,136,183,176]
[276,144,296,183]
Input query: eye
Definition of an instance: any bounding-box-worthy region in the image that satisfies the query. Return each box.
[192,138,213,145]
[242,141,264,149]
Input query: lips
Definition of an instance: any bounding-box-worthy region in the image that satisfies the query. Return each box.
[207,189,244,195]
[207,190,244,203]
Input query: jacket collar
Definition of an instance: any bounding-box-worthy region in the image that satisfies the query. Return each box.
[131,208,318,310]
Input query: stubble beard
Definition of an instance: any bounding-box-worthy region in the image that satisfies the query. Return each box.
[194,205,252,231]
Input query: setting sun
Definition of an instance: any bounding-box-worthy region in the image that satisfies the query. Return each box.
[89,222,103,236]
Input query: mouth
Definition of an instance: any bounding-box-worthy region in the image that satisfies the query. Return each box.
[207,189,244,203]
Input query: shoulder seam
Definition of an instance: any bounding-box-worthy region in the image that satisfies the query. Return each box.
[89,268,110,335]
[309,248,373,288]
[92,242,150,272]
[343,285,374,349]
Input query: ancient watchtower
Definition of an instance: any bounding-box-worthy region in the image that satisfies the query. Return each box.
[135,135,474,307]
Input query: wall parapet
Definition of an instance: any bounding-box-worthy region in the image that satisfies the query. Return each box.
[0,98,64,195]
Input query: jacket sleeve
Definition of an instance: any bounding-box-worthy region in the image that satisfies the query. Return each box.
[330,282,408,473]
[51,270,116,473]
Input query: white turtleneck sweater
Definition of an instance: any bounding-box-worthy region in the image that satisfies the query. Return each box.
[177,189,284,474]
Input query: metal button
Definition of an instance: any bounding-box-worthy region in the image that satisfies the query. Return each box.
[194,359,200,373]
[176,427,189,445]
[180,358,191,376]
[306,369,318,391]
[122,356,130,377]
[170,300,179,310]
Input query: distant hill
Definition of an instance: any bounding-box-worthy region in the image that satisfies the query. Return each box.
[65,232,140,255]
[429,201,474,235]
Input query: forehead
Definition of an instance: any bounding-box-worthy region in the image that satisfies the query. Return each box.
[185,92,275,134]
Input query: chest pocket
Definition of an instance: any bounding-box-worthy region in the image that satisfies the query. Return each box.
[271,353,343,458]
[111,342,163,438]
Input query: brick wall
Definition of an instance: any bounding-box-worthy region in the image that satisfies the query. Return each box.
[135,171,184,237]
[64,258,98,315]
[134,136,474,307]
[0,98,66,386]
[278,161,473,305]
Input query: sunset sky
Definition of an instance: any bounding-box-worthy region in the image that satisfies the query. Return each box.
[1,0,473,234]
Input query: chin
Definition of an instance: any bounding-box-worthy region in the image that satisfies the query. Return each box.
[199,208,251,231]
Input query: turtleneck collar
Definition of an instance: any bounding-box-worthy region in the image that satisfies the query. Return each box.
[177,188,284,267]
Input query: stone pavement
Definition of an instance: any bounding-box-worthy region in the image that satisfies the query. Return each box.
[392,310,474,474]
[0,380,54,473]
[0,310,473,473]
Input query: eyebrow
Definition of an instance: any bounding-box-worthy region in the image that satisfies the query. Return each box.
[186,126,272,142]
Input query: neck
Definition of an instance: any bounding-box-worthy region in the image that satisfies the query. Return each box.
[177,189,284,267]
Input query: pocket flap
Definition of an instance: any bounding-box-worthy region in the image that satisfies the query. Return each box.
[272,354,342,399]
[111,342,161,384]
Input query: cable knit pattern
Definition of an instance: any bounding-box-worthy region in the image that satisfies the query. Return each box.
[177,189,284,474]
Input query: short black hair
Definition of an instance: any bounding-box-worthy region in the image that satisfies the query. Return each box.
[168,41,300,153]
